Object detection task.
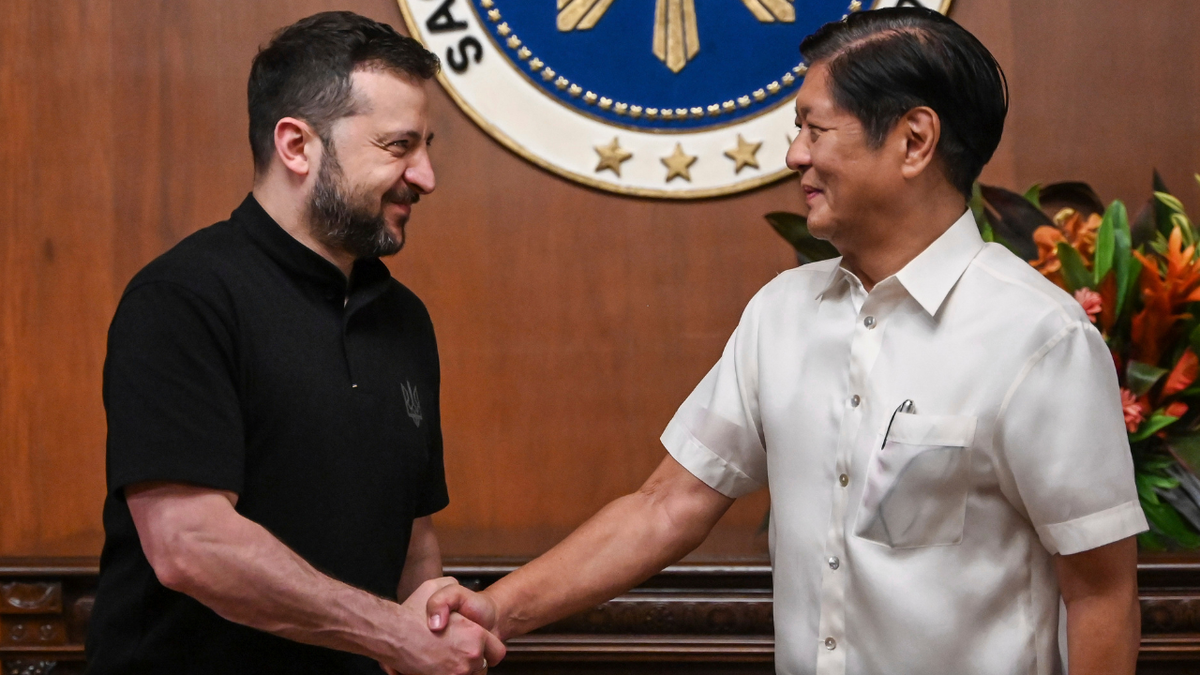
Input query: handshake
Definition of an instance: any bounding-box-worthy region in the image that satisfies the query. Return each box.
[380,577,504,675]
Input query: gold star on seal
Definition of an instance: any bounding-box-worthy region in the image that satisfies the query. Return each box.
[661,143,697,182]
[594,137,633,177]
[724,134,762,174]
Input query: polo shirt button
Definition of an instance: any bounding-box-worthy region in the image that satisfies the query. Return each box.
[825,637,837,650]
[864,316,876,329]
[839,474,849,487]
[828,556,840,570]
[850,395,860,408]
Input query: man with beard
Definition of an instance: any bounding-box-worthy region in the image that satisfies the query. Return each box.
[86,12,502,675]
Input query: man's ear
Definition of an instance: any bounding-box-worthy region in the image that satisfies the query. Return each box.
[897,106,940,180]
[273,117,319,178]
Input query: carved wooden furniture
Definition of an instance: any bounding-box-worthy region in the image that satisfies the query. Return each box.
[2,555,1197,675]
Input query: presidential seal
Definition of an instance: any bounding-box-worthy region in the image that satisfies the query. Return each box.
[397,0,952,198]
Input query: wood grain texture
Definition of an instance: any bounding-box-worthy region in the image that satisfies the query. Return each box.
[2,0,1200,557]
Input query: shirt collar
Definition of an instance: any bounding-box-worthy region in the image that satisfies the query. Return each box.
[894,210,985,316]
[813,210,984,317]
[233,193,393,301]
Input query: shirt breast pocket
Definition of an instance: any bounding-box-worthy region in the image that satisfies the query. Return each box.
[853,413,977,549]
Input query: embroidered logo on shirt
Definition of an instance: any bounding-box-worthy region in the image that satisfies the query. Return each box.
[401,381,423,428]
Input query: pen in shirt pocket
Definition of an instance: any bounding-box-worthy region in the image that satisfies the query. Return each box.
[881,399,916,450]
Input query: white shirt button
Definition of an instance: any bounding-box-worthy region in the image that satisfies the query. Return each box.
[825,637,837,650]
[864,315,876,328]
[850,395,860,407]
[828,556,840,570]
[839,473,849,487]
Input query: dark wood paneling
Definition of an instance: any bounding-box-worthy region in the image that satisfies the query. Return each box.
[2,557,1198,674]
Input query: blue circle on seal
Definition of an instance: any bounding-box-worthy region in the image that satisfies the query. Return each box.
[474,0,853,131]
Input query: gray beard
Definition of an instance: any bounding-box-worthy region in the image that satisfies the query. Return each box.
[308,147,405,260]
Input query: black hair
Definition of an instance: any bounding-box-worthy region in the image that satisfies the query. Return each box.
[799,7,1008,196]
[247,11,440,172]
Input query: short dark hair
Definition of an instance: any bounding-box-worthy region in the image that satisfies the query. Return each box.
[799,8,1008,196]
[248,11,440,172]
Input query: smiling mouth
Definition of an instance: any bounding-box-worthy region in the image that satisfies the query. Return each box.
[802,185,823,202]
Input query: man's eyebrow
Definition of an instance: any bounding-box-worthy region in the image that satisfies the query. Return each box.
[377,129,427,144]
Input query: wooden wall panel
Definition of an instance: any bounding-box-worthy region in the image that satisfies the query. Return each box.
[3,0,1200,557]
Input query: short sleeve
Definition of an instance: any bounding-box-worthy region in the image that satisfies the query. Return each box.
[103,281,245,496]
[661,297,768,498]
[994,321,1148,555]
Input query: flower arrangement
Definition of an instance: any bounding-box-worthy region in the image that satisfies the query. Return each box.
[766,174,1200,549]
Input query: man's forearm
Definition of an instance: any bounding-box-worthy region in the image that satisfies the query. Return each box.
[155,502,410,662]
[399,517,444,600]
[483,457,733,639]
[1065,590,1140,674]
[1057,537,1140,675]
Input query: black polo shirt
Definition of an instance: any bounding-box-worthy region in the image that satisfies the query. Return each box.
[87,195,449,675]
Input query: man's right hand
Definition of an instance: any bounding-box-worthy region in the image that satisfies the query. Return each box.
[385,578,505,675]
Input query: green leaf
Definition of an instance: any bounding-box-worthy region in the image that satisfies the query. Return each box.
[1155,189,1191,240]
[970,182,987,227]
[1130,411,1179,442]
[1056,242,1092,291]
[1128,360,1169,396]
[1156,191,1187,216]
[1094,204,1116,285]
[1138,472,1164,504]
[1023,184,1042,209]
[980,219,995,243]
[765,212,840,264]
[1139,531,1168,551]
[1141,495,1200,548]
[1121,256,1144,319]
[765,211,810,247]
[1172,213,1196,247]
[792,237,842,264]
[1170,433,1200,474]
[1111,202,1133,317]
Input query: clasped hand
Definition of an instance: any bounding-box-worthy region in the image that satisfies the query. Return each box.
[380,578,504,675]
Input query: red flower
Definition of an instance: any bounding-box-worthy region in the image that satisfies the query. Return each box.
[1121,388,1146,433]
[1074,288,1103,322]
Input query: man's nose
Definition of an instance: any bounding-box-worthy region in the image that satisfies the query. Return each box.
[785,132,811,173]
[405,151,436,195]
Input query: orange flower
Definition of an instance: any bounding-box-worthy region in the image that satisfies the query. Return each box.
[1166,401,1189,418]
[1057,208,1101,258]
[1163,349,1200,397]
[1074,288,1102,322]
[1031,226,1066,278]
[1131,225,1200,364]
[1121,388,1147,432]
[1030,209,1102,288]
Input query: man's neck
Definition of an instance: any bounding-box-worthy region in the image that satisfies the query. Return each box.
[838,191,968,292]
[252,183,356,278]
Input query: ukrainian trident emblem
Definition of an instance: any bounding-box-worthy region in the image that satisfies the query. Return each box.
[401,381,423,428]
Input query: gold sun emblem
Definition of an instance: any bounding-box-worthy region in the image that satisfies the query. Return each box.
[557,0,795,73]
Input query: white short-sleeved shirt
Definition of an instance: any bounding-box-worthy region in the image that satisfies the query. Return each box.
[662,211,1147,675]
